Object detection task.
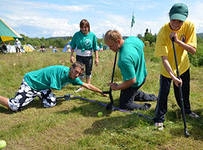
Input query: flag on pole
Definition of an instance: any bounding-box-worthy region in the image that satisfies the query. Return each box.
[131,13,135,28]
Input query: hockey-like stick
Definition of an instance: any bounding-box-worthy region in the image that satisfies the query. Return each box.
[172,38,190,137]
[103,52,118,111]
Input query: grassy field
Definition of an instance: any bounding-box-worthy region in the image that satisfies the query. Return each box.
[0,47,203,150]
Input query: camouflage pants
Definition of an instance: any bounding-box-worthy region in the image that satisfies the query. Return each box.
[8,80,56,111]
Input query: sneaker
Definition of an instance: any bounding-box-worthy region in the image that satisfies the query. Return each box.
[188,112,200,118]
[155,122,164,130]
[75,87,84,93]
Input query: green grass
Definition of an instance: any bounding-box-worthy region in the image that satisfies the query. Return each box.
[0,48,203,150]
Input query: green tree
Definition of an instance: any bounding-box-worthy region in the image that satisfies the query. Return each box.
[144,28,156,46]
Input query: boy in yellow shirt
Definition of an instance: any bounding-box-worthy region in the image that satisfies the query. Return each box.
[154,3,199,129]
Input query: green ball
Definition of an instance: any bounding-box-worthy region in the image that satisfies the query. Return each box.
[97,111,103,117]
[0,140,6,149]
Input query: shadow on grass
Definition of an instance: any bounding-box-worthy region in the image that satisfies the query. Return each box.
[56,100,203,141]
[0,106,14,114]
[59,98,154,119]
[0,99,44,113]
[24,97,65,110]
[84,113,153,132]
[166,108,203,140]
[0,97,65,113]
[56,98,155,133]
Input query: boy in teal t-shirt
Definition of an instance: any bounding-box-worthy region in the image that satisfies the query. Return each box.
[118,36,147,88]
[0,62,104,112]
[104,30,157,110]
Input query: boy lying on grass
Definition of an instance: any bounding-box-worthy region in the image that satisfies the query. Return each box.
[0,62,105,112]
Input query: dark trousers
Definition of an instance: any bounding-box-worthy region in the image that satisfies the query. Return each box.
[76,55,93,77]
[119,79,155,110]
[154,69,191,123]
[119,86,141,110]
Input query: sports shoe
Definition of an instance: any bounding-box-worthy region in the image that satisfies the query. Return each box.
[154,122,164,130]
[188,112,200,118]
[75,87,84,93]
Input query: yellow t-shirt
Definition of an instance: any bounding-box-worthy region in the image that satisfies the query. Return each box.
[154,20,197,78]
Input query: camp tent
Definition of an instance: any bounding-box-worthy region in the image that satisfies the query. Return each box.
[23,44,35,52]
[62,41,71,52]
[0,18,22,42]
[6,45,16,53]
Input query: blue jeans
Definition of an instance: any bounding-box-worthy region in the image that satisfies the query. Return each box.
[154,69,191,123]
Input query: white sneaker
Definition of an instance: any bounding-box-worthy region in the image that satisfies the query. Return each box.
[155,122,164,130]
[188,112,200,118]
[75,87,84,93]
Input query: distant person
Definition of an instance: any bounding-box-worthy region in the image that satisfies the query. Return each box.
[15,39,22,54]
[0,42,7,54]
[104,30,157,110]
[0,62,105,112]
[52,47,57,53]
[70,19,100,92]
[7,42,11,53]
[40,45,46,52]
[153,3,199,130]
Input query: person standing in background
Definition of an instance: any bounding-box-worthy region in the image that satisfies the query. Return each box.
[15,38,22,54]
[70,19,99,92]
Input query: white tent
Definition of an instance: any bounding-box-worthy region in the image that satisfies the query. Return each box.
[5,44,35,53]
[6,45,16,53]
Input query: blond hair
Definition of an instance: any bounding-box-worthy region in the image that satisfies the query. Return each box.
[104,30,122,44]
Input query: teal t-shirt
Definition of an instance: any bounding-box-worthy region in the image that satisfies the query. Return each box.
[24,65,83,91]
[70,31,99,51]
[118,36,147,87]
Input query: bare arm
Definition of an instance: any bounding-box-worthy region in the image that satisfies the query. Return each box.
[0,96,9,108]
[82,83,104,95]
[109,78,135,91]
[176,40,196,54]
[70,49,75,63]
[161,56,182,86]
[94,50,99,66]
[170,32,196,54]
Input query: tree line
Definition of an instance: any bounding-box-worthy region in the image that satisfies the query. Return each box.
[11,30,203,67]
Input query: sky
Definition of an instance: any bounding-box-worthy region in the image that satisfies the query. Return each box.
[0,0,203,38]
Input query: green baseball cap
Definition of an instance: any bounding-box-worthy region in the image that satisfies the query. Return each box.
[169,3,188,21]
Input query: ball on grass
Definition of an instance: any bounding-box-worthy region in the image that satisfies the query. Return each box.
[97,111,103,117]
[0,140,6,149]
